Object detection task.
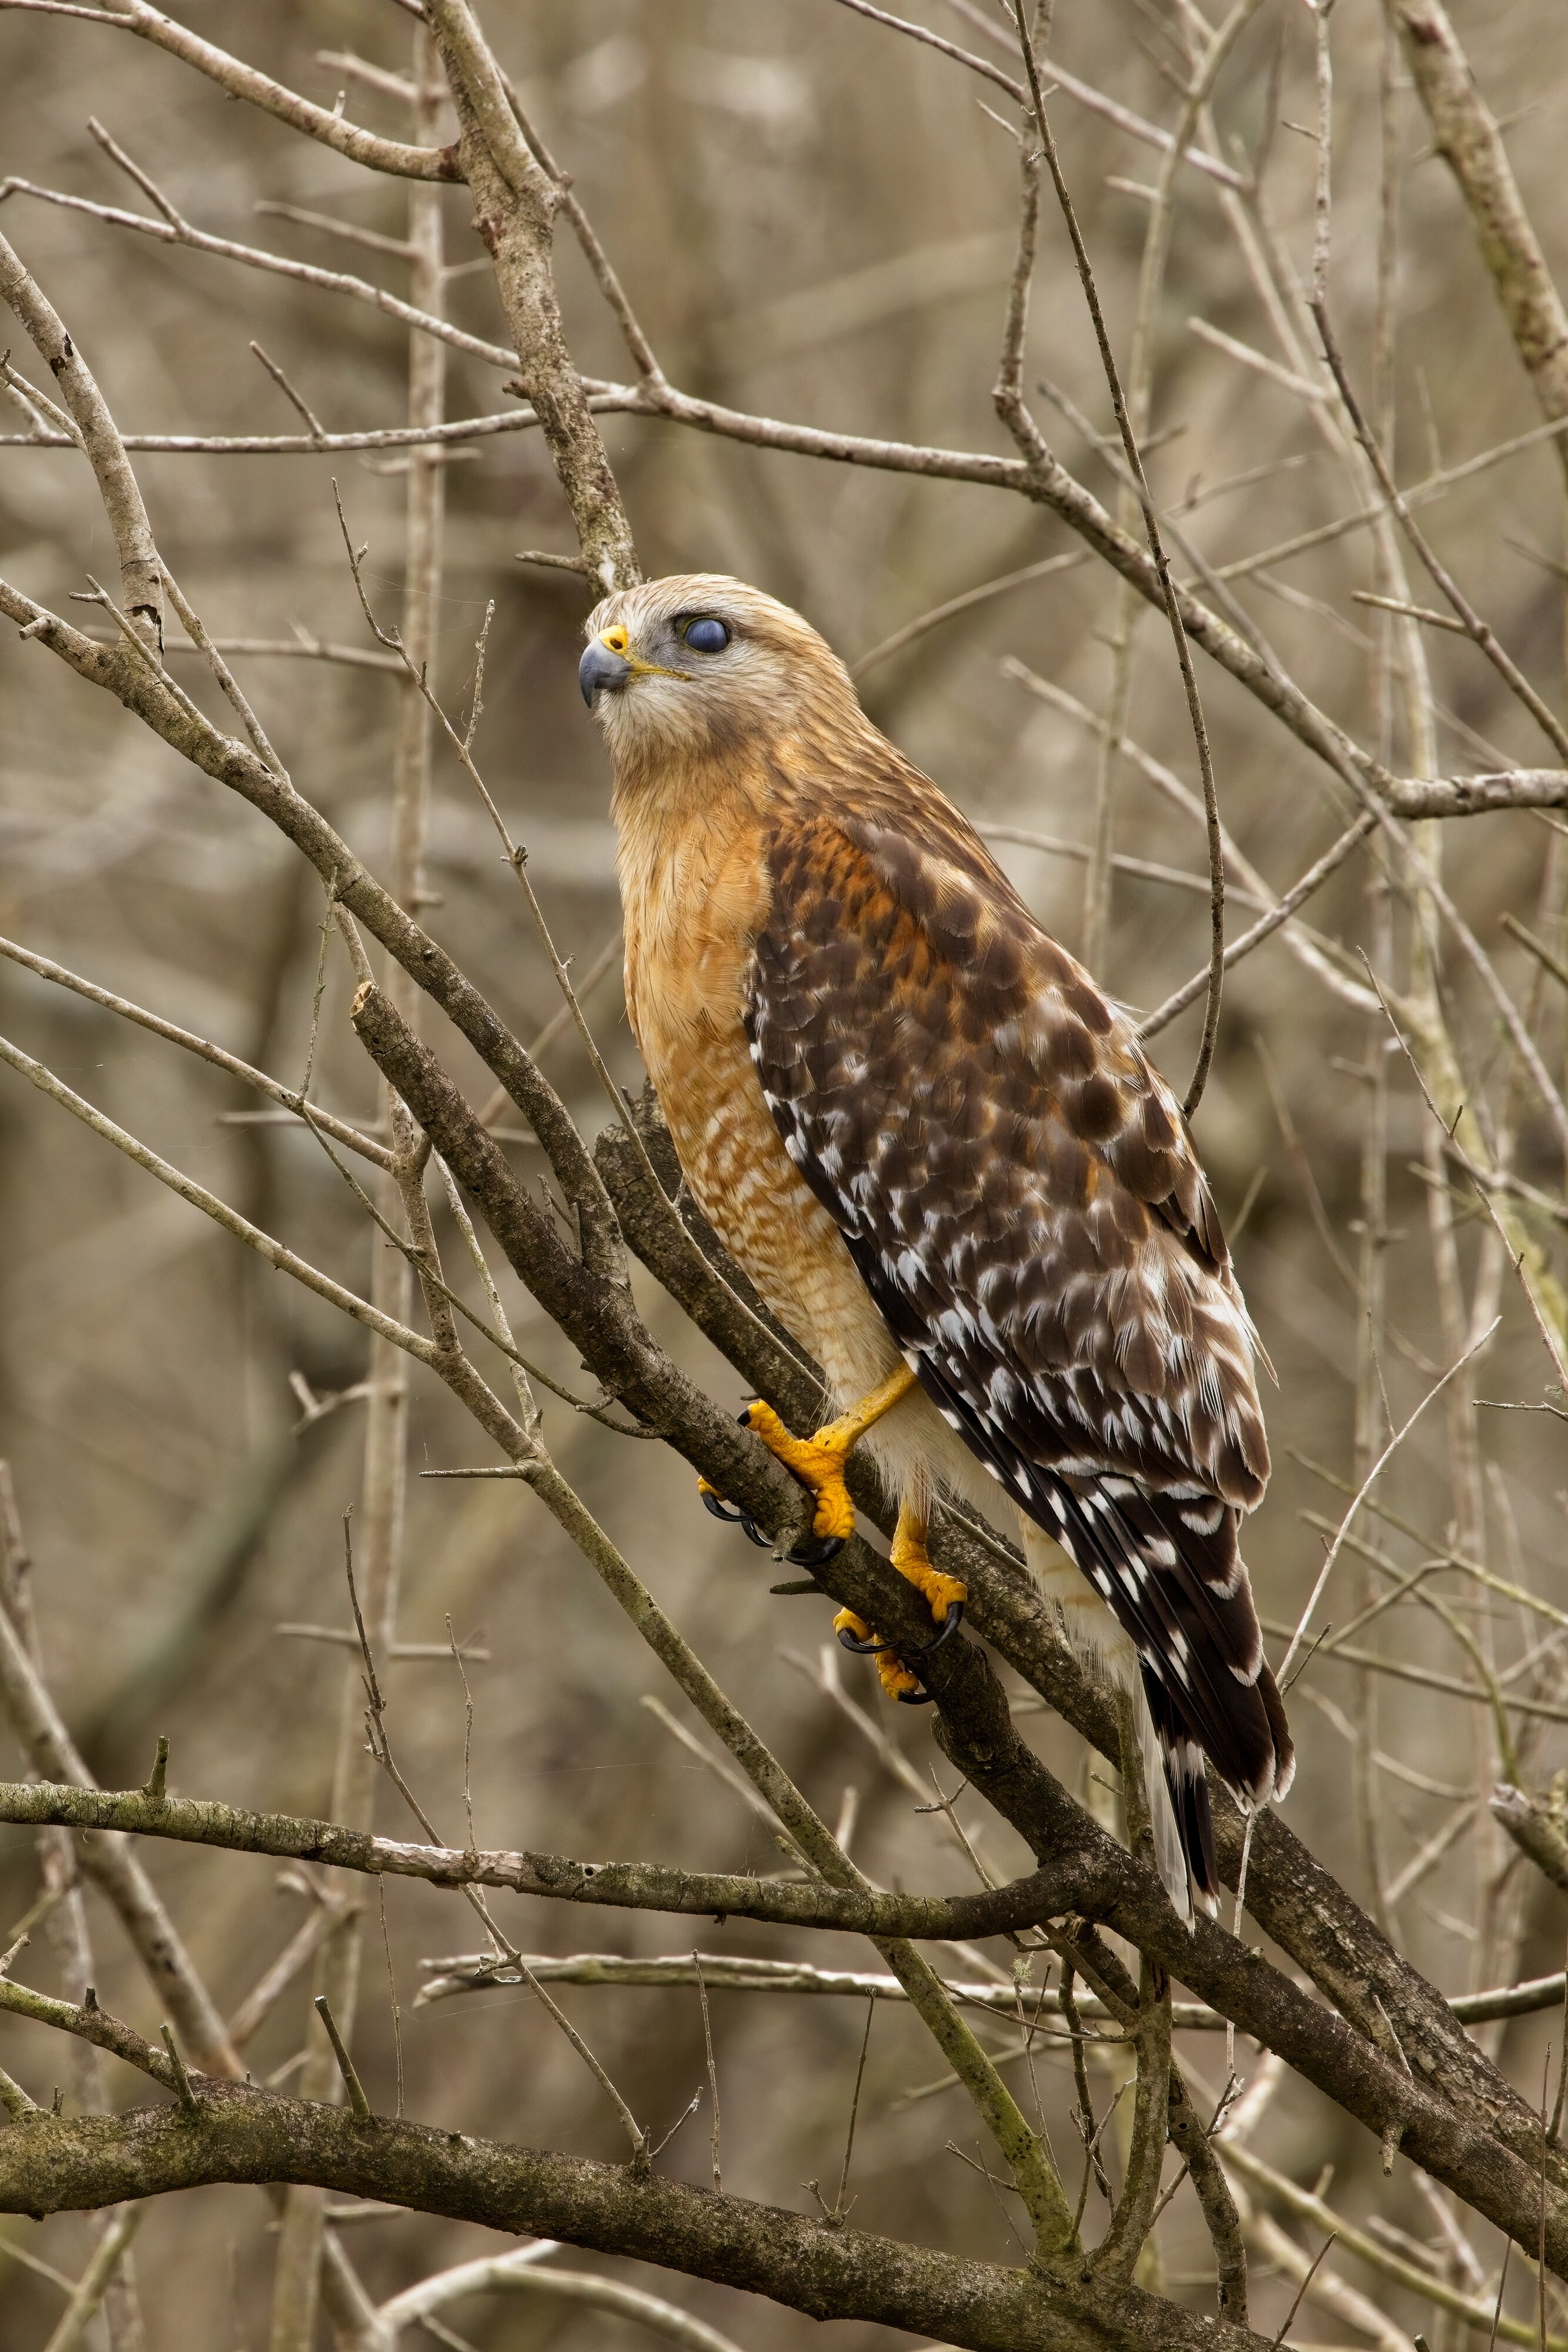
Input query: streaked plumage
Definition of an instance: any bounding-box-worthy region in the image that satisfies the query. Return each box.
[582,573,1293,1916]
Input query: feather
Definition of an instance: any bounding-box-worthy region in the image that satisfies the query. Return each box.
[745,803,1292,1902]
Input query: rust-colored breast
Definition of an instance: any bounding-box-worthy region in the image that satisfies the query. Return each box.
[615,791,879,1375]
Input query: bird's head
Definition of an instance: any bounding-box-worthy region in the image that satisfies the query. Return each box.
[579,573,860,776]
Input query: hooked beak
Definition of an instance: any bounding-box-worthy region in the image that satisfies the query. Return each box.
[579,636,634,706]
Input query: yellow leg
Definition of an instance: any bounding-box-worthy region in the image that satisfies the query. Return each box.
[739,1362,918,1548]
[890,1496,967,1628]
[833,1498,967,1706]
[701,1364,965,1706]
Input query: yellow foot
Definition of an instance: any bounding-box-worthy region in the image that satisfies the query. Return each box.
[832,1609,928,1706]
[877,1651,924,1702]
[891,1512,967,1630]
[831,1504,966,1708]
[743,1399,858,1549]
[699,1367,918,1562]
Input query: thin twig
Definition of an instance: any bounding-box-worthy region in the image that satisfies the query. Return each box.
[0,933,390,1167]
[1007,0,1226,1110]
[1138,813,1376,1038]
[1312,298,1568,766]
[830,1999,877,2222]
[695,1956,721,2193]
[1278,1317,1500,1681]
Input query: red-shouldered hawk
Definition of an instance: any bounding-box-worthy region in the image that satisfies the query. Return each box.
[579,573,1292,1921]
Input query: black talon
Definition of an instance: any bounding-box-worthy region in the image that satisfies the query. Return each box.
[787,1531,844,1570]
[836,1596,963,1707]
[833,1624,938,1702]
[906,1598,964,1660]
[703,1481,783,1553]
[836,1623,897,1656]
[835,1598,964,1660]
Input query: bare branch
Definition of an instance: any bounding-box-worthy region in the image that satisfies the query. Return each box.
[0,2082,1253,2352]
[1387,0,1568,476]
[376,2246,747,2352]
[850,551,1085,678]
[413,1947,1226,2029]
[425,0,638,590]
[0,405,556,455]
[1,175,517,369]
[1138,813,1377,1038]
[0,0,460,179]
[1222,2136,1565,2350]
[0,228,162,644]
[0,1776,1091,1939]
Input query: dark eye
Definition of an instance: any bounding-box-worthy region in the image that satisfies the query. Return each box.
[683,617,730,654]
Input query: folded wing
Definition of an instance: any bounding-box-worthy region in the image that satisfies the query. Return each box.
[744,796,1293,1896]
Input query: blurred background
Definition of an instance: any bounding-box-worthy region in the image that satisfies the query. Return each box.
[2,1,1567,2343]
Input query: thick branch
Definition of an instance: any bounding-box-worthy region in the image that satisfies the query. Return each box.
[6,1763,1568,2271]
[0,2090,1272,2352]
[1491,1783,1568,1892]
[349,981,852,1555]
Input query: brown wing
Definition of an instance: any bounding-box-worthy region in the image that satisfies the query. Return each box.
[744,798,1292,1857]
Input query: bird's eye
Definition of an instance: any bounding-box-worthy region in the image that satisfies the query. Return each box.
[683,617,730,654]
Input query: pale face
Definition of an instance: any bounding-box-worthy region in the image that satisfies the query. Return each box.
[579,572,855,765]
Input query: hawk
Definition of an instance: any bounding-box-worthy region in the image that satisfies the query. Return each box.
[579,573,1292,1919]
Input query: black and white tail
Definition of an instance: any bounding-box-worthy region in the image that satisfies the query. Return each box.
[1020,1474,1293,1922]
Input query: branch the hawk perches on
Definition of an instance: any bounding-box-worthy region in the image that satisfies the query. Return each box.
[581,574,1293,1919]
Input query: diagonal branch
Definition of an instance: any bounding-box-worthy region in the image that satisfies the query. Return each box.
[0,0,459,179]
[0,576,624,1277]
[0,933,391,1168]
[1386,0,1568,475]
[0,226,162,644]
[1,175,518,369]
[593,1089,1553,2173]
